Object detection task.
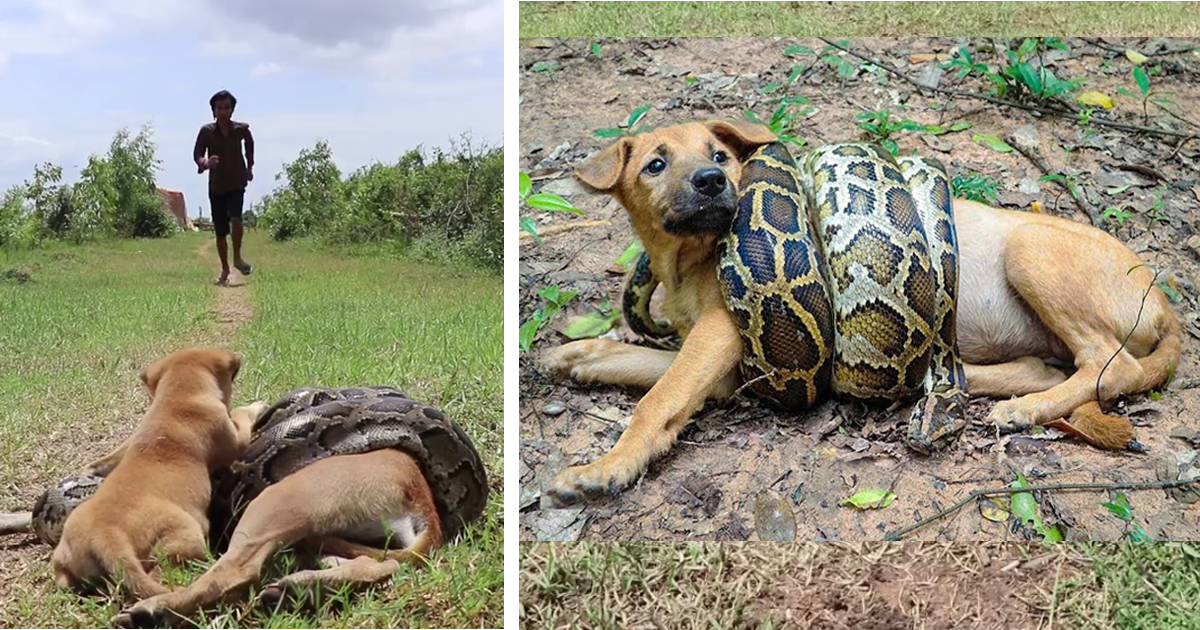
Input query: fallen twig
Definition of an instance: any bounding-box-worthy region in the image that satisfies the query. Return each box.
[818,38,1197,142]
[0,511,32,535]
[884,477,1200,540]
[519,220,612,242]
[1117,163,1168,182]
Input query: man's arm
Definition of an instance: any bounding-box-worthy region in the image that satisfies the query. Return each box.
[243,124,255,180]
[193,127,208,172]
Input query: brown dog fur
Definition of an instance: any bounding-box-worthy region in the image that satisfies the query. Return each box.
[115,447,442,627]
[51,348,250,599]
[540,121,1181,505]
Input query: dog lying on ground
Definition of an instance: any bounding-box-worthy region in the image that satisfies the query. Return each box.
[51,348,249,599]
[540,120,1181,506]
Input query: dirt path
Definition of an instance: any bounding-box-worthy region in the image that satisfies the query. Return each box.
[196,239,254,341]
[518,37,1200,542]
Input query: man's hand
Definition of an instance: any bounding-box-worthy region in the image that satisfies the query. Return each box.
[247,166,253,182]
[208,154,221,168]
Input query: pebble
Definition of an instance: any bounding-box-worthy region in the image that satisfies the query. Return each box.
[543,401,567,416]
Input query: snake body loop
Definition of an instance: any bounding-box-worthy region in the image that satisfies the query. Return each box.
[629,141,969,451]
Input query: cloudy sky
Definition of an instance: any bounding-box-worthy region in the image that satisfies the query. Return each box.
[0,0,502,217]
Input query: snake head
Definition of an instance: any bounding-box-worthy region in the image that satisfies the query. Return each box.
[574,120,777,239]
[906,389,969,454]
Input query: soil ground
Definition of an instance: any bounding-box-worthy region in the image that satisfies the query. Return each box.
[518,37,1200,542]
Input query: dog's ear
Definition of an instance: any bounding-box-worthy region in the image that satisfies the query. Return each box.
[574,138,630,194]
[224,351,243,383]
[140,360,164,400]
[705,119,778,159]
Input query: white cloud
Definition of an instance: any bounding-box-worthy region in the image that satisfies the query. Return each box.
[249,61,282,77]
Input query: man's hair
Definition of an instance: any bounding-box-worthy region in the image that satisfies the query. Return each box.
[209,90,237,114]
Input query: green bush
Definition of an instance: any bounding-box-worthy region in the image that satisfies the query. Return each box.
[0,123,175,251]
[256,134,502,271]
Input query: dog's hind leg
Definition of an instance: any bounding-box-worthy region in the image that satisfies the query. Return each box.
[256,534,435,609]
[115,450,438,628]
[984,223,1181,448]
[964,356,1068,397]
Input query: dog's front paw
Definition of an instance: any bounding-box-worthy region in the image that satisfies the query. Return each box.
[540,340,610,382]
[543,462,635,508]
[113,600,168,629]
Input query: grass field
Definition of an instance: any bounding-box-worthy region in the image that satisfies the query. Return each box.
[520,1,1200,37]
[0,231,502,628]
[520,542,1200,629]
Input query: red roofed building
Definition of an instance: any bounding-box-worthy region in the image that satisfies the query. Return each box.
[155,187,195,231]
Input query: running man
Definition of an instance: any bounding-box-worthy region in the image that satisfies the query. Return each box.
[194,89,254,286]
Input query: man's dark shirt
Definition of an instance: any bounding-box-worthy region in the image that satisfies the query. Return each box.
[194,121,254,194]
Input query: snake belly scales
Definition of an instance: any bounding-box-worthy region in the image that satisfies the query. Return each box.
[624,142,969,452]
[30,386,489,547]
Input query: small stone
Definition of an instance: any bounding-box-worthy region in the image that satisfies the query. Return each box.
[1009,124,1040,153]
[543,401,567,416]
[1018,178,1042,195]
[539,177,586,198]
[1184,235,1200,260]
[546,141,572,162]
[921,134,951,153]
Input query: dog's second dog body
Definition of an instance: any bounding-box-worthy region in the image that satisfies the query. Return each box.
[541,120,1181,506]
[51,348,249,599]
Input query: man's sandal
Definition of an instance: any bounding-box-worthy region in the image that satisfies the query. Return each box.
[236,262,253,275]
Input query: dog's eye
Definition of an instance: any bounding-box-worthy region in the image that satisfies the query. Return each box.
[713,150,729,164]
[645,158,667,175]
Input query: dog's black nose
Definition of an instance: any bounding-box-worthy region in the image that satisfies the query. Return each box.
[691,168,727,197]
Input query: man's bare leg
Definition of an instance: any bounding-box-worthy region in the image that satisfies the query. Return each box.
[231,219,246,269]
[215,234,231,285]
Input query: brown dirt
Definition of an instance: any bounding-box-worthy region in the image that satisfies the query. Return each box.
[519,542,1078,630]
[518,37,1200,541]
[198,239,254,334]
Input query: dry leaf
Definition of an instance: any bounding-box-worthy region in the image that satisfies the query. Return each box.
[1076,91,1115,110]
[1125,49,1149,65]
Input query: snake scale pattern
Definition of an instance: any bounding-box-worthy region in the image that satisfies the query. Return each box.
[626,141,969,452]
[30,386,489,546]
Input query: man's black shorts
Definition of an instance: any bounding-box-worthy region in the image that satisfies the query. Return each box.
[209,189,245,238]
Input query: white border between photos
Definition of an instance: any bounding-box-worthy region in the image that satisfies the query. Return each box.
[502,0,519,627]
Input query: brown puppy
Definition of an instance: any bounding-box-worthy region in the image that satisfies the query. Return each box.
[51,348,251,599]
[115,446,443,627]
[541,120,1180,506]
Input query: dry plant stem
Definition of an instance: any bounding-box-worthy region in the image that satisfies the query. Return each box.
[817,38,1198,142]
[1006,137,1101,226]
[884,478,1200,540]
[518,220,613,242]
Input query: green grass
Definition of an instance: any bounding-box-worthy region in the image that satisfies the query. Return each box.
[1056,543,1200,629]
[0,231,502,628]
[520,1,1200,37]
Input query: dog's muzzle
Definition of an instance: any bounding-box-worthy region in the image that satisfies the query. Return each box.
[664,185,737,236]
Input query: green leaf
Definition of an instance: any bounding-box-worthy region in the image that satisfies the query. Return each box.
[614,240,644,268]
[1010,472,1039,524]
[784,45,816,57]
[562,309,621,340]
[531,60,559,73]
[760,82,782,94]
[591,41,602,58]
[1126,49,1149,65]
[519,172,532,199]
[1105,184,1131,195]
[972,133,1014,153]
[526,193,583,214]
[1128,525,1152,541]
[684,75,698,86]
[959,46,973,65]
[1134,67,1150,96]
[1018,38,1038,60]
[627,105,652,128]
[787,64,805,84]
[979,497,1011,522]
[1101,492,1134,521]
[880,138,899,156]
[950,122,973,132]
[519,216,541,245]
[1157,282,1182,304]
[594,127,625,138]
[743,110,760,122]
[839,489,897,510]
[519,317,543,353]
